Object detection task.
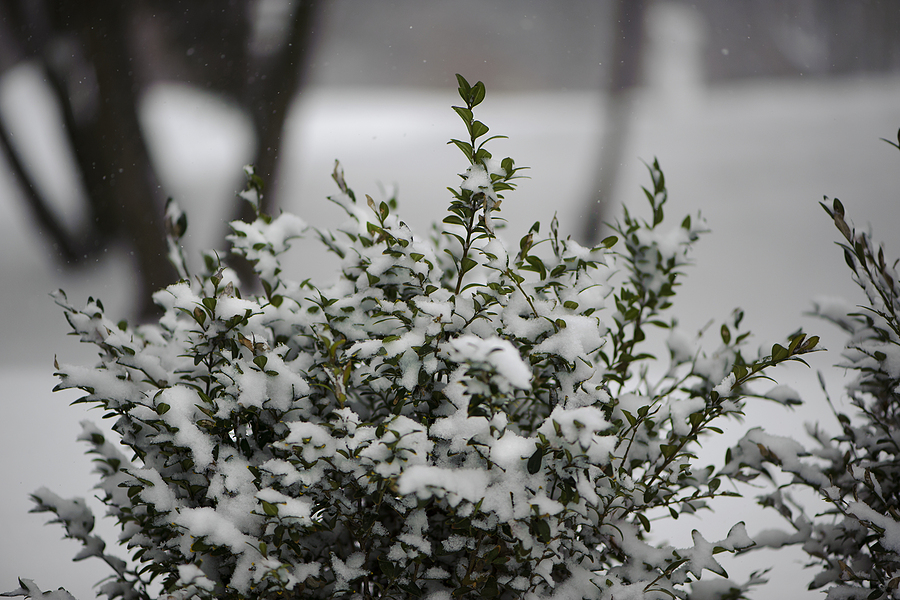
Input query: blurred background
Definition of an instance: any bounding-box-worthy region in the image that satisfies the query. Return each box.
[1,1,900,598]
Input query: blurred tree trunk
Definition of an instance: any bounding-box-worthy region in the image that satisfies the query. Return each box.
[581,0,646,246]
[0,0,321,318]
[78,2,176,312]
[242,0,319,209]
[230,0,320,285]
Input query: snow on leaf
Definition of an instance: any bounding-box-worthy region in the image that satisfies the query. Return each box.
[444,333,532,389]
[847,501,900,553]
[682,530,728,579]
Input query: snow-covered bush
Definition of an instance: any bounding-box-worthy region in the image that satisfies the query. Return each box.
[8,76,817,600]
[721,136,900,599]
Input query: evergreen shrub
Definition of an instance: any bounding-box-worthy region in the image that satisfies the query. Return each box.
[6,76,820,600]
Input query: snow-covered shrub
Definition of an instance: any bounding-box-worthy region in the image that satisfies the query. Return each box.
[721,137,900,600]
[9,76,817,600]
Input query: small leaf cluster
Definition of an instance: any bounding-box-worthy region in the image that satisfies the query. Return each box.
[11,76,816,600]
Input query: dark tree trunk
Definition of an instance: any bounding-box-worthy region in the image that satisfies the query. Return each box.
[581,0,646,246]
[230,0,322,286]
[73,2,177,316]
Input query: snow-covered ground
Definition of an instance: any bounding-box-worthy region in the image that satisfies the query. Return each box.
[2,46,900,600]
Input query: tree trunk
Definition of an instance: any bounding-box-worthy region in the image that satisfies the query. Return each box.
[74,2,177,317]
[581,0,646,245]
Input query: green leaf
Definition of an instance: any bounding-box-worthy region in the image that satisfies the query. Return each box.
[452,105,473,125]
[600,235,618,249]
[379,558,396,578]
[460,256,478,276]
[448,139,474,159]
[156,403,170,415]
[471,81,486,107]
[261,500,279,517]
[257,281,272,301]
[771,343,789,362]
[527,447,543,474]
[833,197,844,219]
[471,120,489,140]
[788,333,805,354]
[535,518,551,543]
[637,512,651,532]
[192,307,206,325]
[456,74,472,99]
[253,355,268,370]
[660,443,679,460]
[480,135,509,152]
[366,221,382,237]
[720,324,731,345]
[525,255,547,279]
[481,576,499,598]
[844,248,857,271]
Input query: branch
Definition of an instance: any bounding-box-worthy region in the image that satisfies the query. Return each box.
[0,113,82,262]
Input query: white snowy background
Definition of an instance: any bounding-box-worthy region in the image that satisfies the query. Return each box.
[2,3,899,598]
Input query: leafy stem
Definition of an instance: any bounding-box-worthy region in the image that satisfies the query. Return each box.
[444,74,525,297]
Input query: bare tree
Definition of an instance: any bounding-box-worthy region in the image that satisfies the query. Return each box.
[0,0,320,317]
